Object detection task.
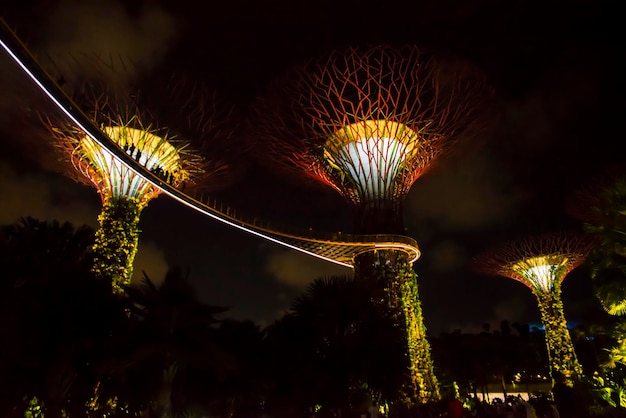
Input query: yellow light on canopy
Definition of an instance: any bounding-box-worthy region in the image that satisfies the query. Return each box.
[324,120,419,200]
[105,126,182,172]
[511,255,569,292]
[78,126,186,201]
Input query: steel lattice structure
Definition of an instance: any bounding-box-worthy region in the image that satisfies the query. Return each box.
[249,44,494,404]
[44,92,205,207]
[473,231,597,382]
[251,45,491,234]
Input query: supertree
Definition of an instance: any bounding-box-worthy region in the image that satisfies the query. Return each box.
[250,44,493,405]
[473,231,597,382]
[40,62,236,296]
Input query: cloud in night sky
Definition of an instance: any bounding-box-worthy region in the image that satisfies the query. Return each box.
[132,239,170,287]
[443,295,534,335]
[264,247,352,289]
[425,239,468,274]
[0,162,100,227]
[36,0,179,85]
[492,295,531,324]
[406,151,528,235]
[499,64,601,155]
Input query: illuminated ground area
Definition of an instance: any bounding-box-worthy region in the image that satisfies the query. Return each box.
[474,383,552,402]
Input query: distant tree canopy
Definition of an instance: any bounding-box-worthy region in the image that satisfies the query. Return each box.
[431,320,549,398]
[0,216,95,289]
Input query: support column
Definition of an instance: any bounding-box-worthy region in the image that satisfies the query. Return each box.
[354,250,440,405]
[535,287,583,381]
[91,196,142,295]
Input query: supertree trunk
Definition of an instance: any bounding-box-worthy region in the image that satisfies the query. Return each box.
[354,250,440,404]
[398,264,440,403]
[352,200,404,235]
[534,288,583,380]
[91,197,142,295]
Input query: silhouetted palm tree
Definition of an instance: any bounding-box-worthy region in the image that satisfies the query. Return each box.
[99,266,229,417]
[266,275,406,417]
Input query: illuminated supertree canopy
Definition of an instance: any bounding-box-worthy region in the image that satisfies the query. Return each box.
[473,231,597,381]
[250,44,494,405]
[40,63,237,295]
[251,44,493,234]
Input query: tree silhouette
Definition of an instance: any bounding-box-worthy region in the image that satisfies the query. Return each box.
[98,266,230,417]
[0,216,95,289]
[265,275,407,417]
[0,217,126,417]
[205,319,268,418]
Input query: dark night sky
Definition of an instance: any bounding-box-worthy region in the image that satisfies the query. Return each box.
[0,0,624,335]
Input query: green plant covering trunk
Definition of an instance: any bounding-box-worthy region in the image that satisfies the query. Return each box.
[534,287,583,381]
[91,197,142,295]
[397,262,440,403]
[354,250,440,405]
[24,397,45,418]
